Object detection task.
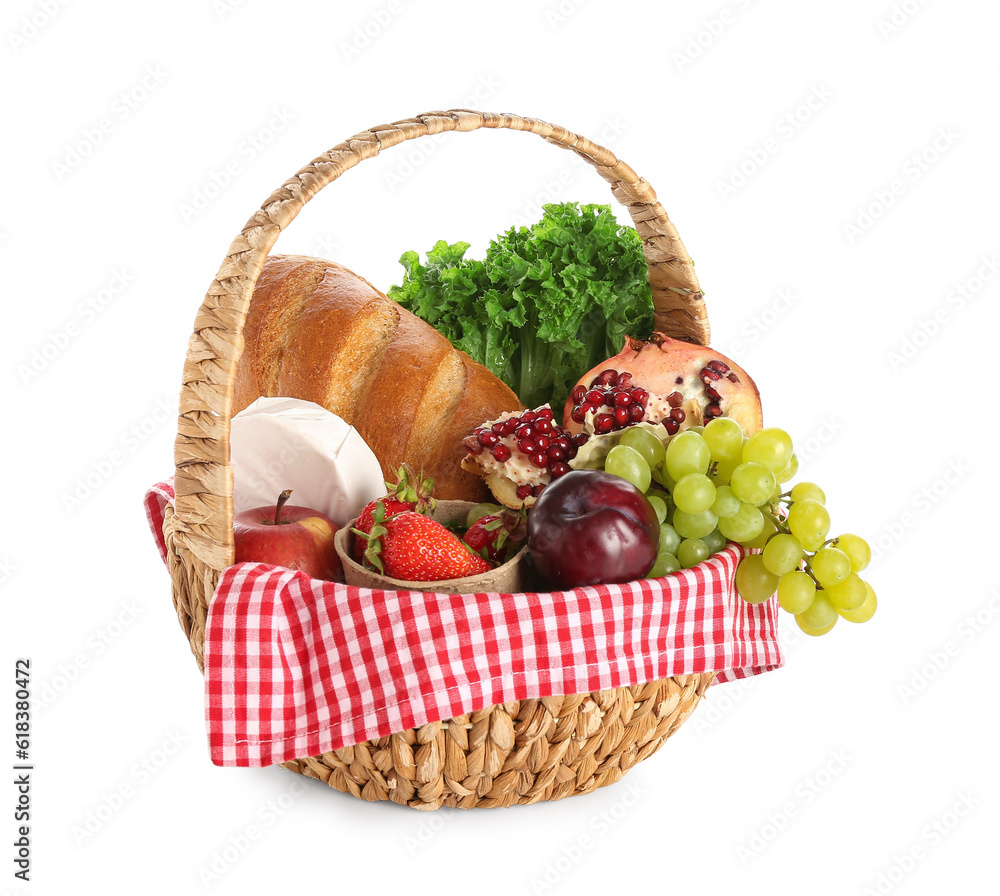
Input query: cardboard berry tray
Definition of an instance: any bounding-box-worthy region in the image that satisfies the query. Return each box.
[160,110,781,809]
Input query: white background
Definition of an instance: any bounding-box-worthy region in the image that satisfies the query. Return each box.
[2,0,997,893]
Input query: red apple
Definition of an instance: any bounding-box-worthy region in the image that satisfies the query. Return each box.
[233,490,343,581]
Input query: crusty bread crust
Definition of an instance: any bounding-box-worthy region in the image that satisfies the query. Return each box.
[233,255,522,501]
[234,255,329,414]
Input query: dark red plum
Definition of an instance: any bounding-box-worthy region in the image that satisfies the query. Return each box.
[527,470,659,589]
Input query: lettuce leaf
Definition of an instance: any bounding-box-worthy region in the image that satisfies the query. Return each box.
[388,203,654,410]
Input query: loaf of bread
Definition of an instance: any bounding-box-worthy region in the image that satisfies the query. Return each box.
[233,255,521,501]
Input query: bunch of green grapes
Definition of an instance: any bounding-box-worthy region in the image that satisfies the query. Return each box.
[599,420,876,637]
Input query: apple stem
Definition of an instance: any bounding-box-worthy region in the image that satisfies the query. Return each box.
[274,489,293,526]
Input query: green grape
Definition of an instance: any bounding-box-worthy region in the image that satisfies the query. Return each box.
[795,614,837,636]
[777,570,815,614]
[742,427,794,474]
[702,528,727,554]
[648,552,681,577]
[768,481,784,503]
[799,590,837,629]
[745,515,777,550]
[717,502,765,543]
[840,581,877,622]
[689,425,705,434]
[711,456,740,486]
[673,474,717,514]
[775,453,799,484]
[787,499,830,551]
[664,431,711,481]
[790,481,826,504]
[730,462,777,506]
[711,485,741,519]
[762,534,803,576]
[605,444,651,493]
[703,417,744,462]
[672,508,719,539]
[647,495,668,524]
[810,547,851,587]
[658,523,681,556]
[735,555,779,604]
[466,502,501,528]
[834,533,871,573]
[826,573,867,611]
[677,538,709,568]
[620,427,666,470]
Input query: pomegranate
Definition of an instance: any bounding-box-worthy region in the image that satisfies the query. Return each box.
[460,405,590,509]
[563,334,763,437]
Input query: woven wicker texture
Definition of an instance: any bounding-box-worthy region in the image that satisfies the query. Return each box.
[165,109,715,808]
[282,676,713,810]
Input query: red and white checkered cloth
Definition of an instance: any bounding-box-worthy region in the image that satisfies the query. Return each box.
[146,479,782,767]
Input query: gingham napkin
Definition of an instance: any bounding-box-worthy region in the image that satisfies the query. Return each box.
[146,480,782,767]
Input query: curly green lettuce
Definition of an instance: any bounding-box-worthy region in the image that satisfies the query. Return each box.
[388,203,654,411]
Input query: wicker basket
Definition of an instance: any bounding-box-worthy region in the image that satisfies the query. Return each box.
[164,109,717,810]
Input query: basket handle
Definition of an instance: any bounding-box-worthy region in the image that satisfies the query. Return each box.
[173,109,710,571]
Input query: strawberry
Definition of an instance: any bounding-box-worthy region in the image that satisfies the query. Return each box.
[352,464,435,561]
[463,509,527,564]
[364,511,492,582]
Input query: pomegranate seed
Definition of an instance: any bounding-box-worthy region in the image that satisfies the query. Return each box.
[670,408,686,424]
[664,418,680,435]
[553,436,570,450]
[632,388,649,407]
[566,445,578,459]
[516,484,533,499]
[613,391,631,407]
[462,436,483,454]
[536,407,554,421]
[727,372,740,383]
[667,391,684,408]
[532,484,544,496]
[549,462,570,477]
[704,404,722,418]
[572,433,590,447]
[491,421,506,435]
[535,420,552,435]
[585,389,605,407]
[594,414,613,433]
[520,410,538,423]
[570,386,586,405]
[616,372,633,388]
[596,369,618,386]
[613,407,629,426]
[707,360,730,374]
[502,419,518,436]
[515,424,534,439]
[518,439,537,454]
[700,367,721,383]
[491,444,511,462]
[479,430,499,447]
[571,405,587,424]
[547,445,565,461]
[629,404,644,422]
[535,435,551,450]
[675,376,683,385]
[531,451,548,468]
[705,384,721,401]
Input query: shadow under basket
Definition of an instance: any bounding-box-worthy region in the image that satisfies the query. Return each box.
[164,109,719,810]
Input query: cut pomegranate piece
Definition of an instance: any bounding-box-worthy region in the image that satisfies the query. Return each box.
[461,404,580,509]
[562,333,762,437]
